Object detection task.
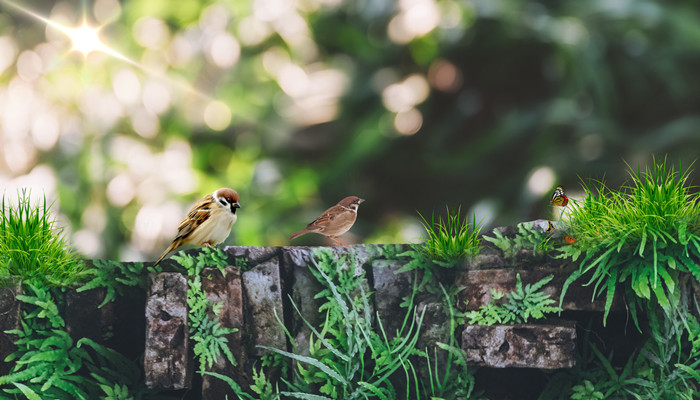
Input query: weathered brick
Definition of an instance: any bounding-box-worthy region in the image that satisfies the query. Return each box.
[461,322,576,369]
[242,259,285,356]
[372,261,413,338]
[144,273,191,389]
[456,268,618,312]
[200,266,248,399]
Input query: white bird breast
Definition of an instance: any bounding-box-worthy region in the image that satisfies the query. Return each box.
[188,207,237,246]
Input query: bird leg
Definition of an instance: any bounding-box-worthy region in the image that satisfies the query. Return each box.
[201,242,214,248]
[328,236,347,247]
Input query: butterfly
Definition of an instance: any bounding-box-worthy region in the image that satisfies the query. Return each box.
[545,221,555,232]
[550,185,569,207]
[564,236,577,244]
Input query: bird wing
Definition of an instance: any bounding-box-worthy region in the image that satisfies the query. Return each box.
[306,204,344,232]
[175,195,215,241]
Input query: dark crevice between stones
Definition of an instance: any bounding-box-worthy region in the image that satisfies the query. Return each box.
[239,275,256,359]
[279,248,295,354]
[363,256,375,295]
[224,246,283,269]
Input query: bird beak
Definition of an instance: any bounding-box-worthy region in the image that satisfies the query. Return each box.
[232,202,241,213]
[359,198,365,204]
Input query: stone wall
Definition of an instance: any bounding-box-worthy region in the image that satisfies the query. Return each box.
[138,244,617,398]
[0,236,647,399]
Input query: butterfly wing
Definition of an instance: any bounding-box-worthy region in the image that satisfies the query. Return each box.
[550,186,569,207]
[551,194,568,207]
[545,221,555,232]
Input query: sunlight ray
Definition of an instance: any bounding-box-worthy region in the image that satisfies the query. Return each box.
[2,0,210,99]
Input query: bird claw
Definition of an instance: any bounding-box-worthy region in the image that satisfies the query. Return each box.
[329,237,347,247]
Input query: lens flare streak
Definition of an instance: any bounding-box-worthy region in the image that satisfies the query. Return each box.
[1,0,209,99]
[3,0,134,64]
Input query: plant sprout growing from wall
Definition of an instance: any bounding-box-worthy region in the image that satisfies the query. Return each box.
[418,207,484,267]
[0,190,83,285]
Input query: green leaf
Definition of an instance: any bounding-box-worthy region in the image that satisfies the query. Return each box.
[657,267,675,296]
[280,392,334,400]
[358,381,389,400]
[11,382,42,400]
[559,269,583,309]
[258,346,349,385]
[633,269,651,300]
[602,269,617,325]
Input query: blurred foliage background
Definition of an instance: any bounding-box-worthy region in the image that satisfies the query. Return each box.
[1,0,700,261]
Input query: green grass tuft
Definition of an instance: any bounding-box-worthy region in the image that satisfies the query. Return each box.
[0,190,83,286]
[565,159,700,251]
[560,158,700,326]
[418,207,484,267]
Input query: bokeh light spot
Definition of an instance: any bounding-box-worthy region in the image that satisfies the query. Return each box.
[31,112,61,150]
[16,50,43,81]
[469,199,496,229]
[209,32,241,68]
[387,0,440,44]
[278,63,309,97]
[94,0,122,24]
[238,16,271,46]
[0,36,18,74]
[73,229,102,257]
[382,73,430,112]
[142,81,171,115]
[131,108,159,139]
[403,0,440,37]
[527,166,556,196]
[107,174,136,207]
[3,140,37,174]
[204,101,232,131]
[112,68,141,106]
[394,108,423,135]
[133,17,169,49]
[428,59,463,92]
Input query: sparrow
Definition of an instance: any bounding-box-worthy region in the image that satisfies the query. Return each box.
[154,188,241,265]
[290,196,364,246]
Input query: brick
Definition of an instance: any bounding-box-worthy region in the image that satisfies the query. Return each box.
[461,322,576,369]
[456,268,618,312]
[200,266,248,399]
[242,259,285,356]
[144,273,191,389]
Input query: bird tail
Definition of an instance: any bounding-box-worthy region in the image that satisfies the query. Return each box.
[289,229,307,240]
[154,240,181,266]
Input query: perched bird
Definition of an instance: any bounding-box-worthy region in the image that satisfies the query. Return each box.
[154,188,241,265]
[290,196,364,246]
[550,185,569,207]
